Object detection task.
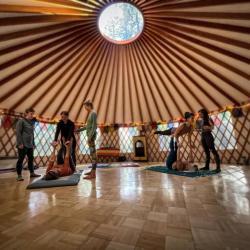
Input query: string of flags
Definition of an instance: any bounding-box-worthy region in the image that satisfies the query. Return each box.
[0,102,249,130]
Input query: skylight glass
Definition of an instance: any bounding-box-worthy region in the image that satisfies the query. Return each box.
[98,3,144,44]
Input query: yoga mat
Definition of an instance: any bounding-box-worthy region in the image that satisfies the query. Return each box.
[26,171,83,189]
[120,162,140,167]
[146,166,219,178]
[88,163,111,169]
[0,160,16,173]
[23,165,40,170]
[88,162,140,169]
[0,168,15,174]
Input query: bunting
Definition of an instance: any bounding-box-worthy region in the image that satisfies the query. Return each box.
[0,102,249,130]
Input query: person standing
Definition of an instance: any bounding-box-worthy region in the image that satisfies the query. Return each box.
[198,109,221,172]
[16,108,41,181]
[52,111,76,171]
[77,101,97,179]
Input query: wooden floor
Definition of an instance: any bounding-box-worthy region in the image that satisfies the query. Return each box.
[0,162,250,250]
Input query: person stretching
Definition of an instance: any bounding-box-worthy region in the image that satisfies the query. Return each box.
[44,143,73,180]
[153,112,194,169]
[172,160,198,172]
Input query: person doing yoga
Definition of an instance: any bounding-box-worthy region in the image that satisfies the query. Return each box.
[172,160,198,172]
[44,141,74,180]
[153,112,195,169]
[52,111,76,171]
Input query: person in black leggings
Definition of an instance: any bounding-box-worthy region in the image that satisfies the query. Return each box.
[153,127,176,169]
[166,136,178,169]
[198,109,221,172]
[52,111,76,171]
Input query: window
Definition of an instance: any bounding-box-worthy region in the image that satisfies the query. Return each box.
[98,3,144,44]
[158,122,179,151]
[79,128,102,154]
[34,122,56,157]
[118,127,139,153]
[211,111,237,150]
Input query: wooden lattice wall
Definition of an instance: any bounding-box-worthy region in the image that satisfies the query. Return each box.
[0,109,249,166]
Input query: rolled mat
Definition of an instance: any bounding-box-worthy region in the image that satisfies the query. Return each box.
[0,167,15,174]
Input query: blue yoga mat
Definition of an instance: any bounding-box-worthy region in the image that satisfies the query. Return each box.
[88,163,111,169]
[26,171,83,189]
[146,166,219,177]
[87,163,140,169]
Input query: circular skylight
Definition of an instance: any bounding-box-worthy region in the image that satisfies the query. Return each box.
[98,3,144,44]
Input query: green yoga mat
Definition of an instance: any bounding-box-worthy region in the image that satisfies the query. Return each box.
[26,171,83,189]
[146,166,219,177]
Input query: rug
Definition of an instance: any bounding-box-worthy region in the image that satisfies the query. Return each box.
[146,166,219,178]
[26,171,83,189]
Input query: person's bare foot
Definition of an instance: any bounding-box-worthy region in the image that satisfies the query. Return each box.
[83,172,96,179]
[30,173,41,178]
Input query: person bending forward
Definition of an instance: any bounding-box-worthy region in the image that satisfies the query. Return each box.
[52,111,76,172]
[153,112,194,169]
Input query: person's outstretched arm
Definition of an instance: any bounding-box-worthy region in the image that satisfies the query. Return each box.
[76,126,86,132]
[154,128,172,136]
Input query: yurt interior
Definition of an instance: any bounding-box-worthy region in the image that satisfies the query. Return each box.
[0,1,250,249]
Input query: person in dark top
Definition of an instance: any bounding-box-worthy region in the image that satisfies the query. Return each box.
[153,112,195,169]
[15,108,41,181]
[198,109,221,172]
[52,111,76,171]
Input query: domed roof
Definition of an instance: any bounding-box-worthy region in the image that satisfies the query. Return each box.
[0,0,249,124]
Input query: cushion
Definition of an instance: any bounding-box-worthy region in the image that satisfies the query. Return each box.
[96,148,120,157]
